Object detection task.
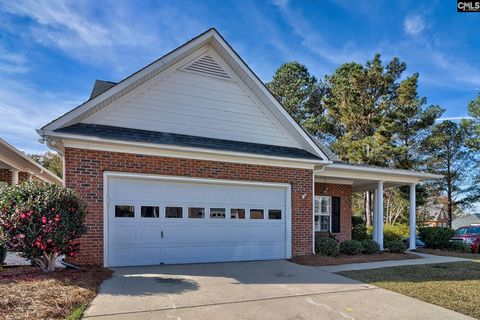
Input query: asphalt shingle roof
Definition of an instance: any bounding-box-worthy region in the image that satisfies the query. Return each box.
[89,80,117,100]
[55,123,322,160]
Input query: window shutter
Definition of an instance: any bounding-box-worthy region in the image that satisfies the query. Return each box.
[331,197,341,233]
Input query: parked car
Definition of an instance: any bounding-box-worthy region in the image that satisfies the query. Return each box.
[401,236,425,248]
[451,226,480,253]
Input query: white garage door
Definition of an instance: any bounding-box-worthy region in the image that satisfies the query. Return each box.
[105,174,290,267]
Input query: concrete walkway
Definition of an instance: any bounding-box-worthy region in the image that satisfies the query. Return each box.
[318,252,472,272]
[84,260,473,319]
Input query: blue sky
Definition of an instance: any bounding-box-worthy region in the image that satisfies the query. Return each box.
[0,0,479,154]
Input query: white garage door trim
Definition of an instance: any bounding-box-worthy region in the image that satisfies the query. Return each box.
[103,171,292,267]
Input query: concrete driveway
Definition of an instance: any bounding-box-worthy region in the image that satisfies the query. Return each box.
[84,260,472,320]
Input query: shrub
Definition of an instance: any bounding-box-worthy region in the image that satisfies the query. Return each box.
[339,240,363,255]
[419,227,454,249]
[0,181,87,272]
[448,241,471,253]
[315,237,339,256]
[385,240,406,253]
[383,224,409,242]
[361,239,380,255]
[352,216,368,241]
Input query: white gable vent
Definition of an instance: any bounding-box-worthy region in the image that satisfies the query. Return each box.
[182,54,231,79]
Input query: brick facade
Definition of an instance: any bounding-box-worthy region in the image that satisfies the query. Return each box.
[314,182,352,242]
[0,169,11,184]
[64,147,314,266]
[0,169,31,184]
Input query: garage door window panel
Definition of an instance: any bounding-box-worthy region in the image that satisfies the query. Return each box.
[250,209,264,220]
[230,208,245,219]
[141,206,159,218]
[188,207,205,219]
[268,209,282,220]
[210,208,226,219]
[166,206,183,218]
[115,205,135,218]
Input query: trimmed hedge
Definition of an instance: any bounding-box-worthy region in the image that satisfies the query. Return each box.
[361,239,380,255]
[385,240,406,253]
[339,240,363,255]
[383,224,410,242]
[315,237,339,256]
[448,241,471,253]
[419,227,454,249]
[352,216,369,241]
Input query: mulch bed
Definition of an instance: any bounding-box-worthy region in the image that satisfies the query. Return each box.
[290,252,420,266]
[415,248,480,260]
[0,265,112,320]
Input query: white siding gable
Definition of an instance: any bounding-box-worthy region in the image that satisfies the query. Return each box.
[82,46,301,148]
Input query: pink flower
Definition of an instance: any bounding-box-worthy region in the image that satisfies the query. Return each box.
[18,234,25,239]
[41,216,47,224]
[19,213,26,219]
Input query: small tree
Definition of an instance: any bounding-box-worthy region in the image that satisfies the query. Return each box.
[0,181,87,272]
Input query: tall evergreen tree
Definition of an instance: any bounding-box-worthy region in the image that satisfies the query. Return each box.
[266,61,324,125]
[420,121,476,227]
[320,54,404,166]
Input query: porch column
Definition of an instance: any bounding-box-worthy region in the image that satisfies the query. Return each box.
[409,183,417,250]
[11,169,19,185]
[377,181,384,250]
[372,189,378,243]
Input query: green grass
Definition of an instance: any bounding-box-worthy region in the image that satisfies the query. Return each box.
[339,261,480,319]
[65,304,87,320]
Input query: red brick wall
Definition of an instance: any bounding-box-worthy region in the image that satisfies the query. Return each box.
[0,169,12,183]
[314,182,352,242]
[64,147,314,265]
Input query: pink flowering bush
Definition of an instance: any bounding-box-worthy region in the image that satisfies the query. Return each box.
[0,181,87,272]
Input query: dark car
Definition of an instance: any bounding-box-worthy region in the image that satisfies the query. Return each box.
[451,226,480,253]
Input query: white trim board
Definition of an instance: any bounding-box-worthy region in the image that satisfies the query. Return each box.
[61,138,319,169]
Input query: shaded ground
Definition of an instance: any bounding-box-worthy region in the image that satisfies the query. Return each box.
[291,252,420,266]
[84,260,470,320]
[339,261,480,319]
[416,248,480,260]
[0,265,112,320]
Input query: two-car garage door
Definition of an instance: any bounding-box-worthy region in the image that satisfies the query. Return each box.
[105,174,290,267]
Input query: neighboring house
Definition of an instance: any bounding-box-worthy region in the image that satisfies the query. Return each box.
[37,28,440,267]
[424,204,449,227]
[452,214,480,230]
[0,138,62,187]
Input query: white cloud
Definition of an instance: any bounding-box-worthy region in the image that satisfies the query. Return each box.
[0,0,207,74]
[272,1,372,65]
[403,14,426,36]
[0,78,82,154]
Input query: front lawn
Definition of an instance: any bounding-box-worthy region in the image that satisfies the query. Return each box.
[291,252,419,266]
[339,261,480,319]
[0,266,112,320]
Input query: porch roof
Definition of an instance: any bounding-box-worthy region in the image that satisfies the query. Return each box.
[315,161,442,192]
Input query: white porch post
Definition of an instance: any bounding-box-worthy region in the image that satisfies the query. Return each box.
[11,169,19,185]
[377,181,384,250]
[372,189,378,243]
[409,183,417,250]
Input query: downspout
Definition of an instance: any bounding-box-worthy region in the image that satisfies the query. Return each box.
[45,138,66,186]
[312,166,327,254]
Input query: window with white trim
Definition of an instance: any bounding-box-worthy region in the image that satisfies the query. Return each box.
[314,196,331,232]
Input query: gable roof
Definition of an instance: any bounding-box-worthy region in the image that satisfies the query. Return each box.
[38,28,330,162]
[55,123,321,160]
